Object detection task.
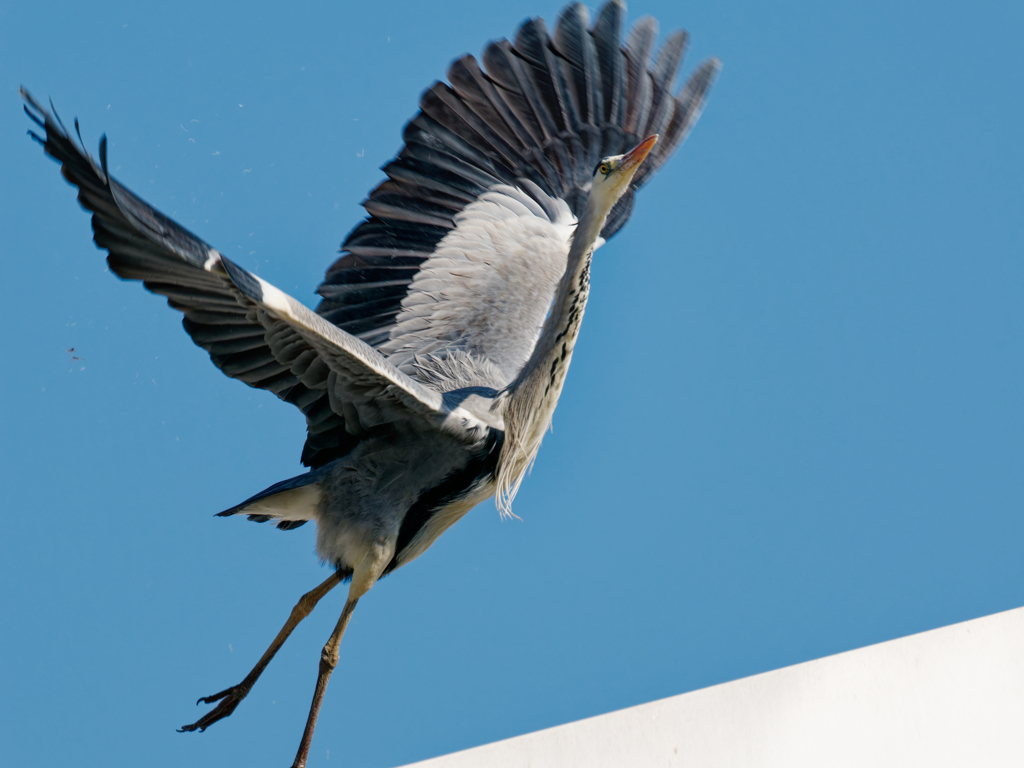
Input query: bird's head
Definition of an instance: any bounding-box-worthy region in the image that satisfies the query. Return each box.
[589,135,658,212]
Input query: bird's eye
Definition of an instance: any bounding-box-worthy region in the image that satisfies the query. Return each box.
[598,163,610,175]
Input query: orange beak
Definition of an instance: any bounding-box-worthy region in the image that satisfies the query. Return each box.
[619,135,658,174]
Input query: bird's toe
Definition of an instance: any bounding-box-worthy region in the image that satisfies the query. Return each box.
[178,686,246,732]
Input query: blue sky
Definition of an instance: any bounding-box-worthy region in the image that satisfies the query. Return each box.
[1,1,1021,766]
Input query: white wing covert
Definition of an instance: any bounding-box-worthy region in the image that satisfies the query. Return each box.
[379,181,578,384]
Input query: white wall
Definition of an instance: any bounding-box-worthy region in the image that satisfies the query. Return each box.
[400,606,1024,767]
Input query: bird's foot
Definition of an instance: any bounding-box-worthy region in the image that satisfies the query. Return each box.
[178,684,249,732]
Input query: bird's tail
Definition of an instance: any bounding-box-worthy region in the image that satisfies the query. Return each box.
[217,472,324,531]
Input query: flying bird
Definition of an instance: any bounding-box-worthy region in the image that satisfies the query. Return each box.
[22,1,718,765]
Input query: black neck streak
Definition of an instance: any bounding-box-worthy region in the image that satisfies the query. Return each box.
[544,251,592,396]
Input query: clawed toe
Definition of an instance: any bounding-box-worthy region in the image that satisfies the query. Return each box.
[196,687,234,706]
[178,686,246,732]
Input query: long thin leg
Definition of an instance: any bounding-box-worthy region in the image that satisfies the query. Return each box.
[290,596,359,768]
[179,571,343,733]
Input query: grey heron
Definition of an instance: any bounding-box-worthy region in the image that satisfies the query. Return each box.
[22,1,718,764]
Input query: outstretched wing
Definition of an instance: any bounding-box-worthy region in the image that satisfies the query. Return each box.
[316,0,719,383]
[22,90,491,469]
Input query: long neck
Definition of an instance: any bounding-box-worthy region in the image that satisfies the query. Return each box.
[511,198,606,397]
[494,194,611,513]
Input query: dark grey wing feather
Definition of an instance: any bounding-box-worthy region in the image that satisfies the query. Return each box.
[554,3,604,127]
[23,90,465,470]
[652,28,689,93]
[447,55,543,173]
[635,56,719,189]
[421,82,521,173]
[552,2,605,179]
[623,16,657,135]
[513,19,584,193]
[513,19,572,137]
[592,0,627,146]
[644,30,689,140]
